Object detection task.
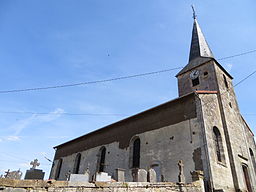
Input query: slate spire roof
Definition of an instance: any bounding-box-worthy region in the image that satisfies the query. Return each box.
[188,18,214,61]
[176,13,215,76]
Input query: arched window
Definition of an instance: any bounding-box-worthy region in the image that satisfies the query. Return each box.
[242,164,253,192]
[249,148,256,175]
[213,127,225,163]
[98,147,106,172]
[223,74,229,89]
[73,153,81,174]
[55,158,62,180]
[132,138,141,168]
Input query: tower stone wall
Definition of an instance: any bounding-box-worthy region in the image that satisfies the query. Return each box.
[177,60,218,97]
[213,63,256,191]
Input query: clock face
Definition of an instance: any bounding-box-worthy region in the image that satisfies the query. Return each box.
[190,70,199,80]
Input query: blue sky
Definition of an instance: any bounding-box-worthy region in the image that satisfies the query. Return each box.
[0,0,255,179]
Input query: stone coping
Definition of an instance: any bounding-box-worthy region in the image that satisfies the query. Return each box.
[0,178,201,189]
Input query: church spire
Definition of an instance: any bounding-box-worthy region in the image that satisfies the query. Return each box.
[189,6,214,62]
[176,7,214,76]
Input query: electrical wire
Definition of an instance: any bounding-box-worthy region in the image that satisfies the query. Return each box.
[218,49,256,60]
[242,114,256,116]
[0,111,127,116]
[0,48,255,94]
[233,70,256,87]
[0,67,183,94]
[0,70,255,117]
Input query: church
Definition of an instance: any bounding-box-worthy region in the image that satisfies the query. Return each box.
[49,13,256,192]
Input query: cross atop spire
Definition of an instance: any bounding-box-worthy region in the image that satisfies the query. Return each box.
[191,5,197,20]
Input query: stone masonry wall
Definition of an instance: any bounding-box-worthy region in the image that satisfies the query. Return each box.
[214,63,256,191]
[198,93,235,191]
[0,179,204,192]
[177,61,218,97]
[51,117,202,183]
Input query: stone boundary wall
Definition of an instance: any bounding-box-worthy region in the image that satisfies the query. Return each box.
[0,178,204,192]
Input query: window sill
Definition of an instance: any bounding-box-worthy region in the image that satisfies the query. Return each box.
[217,161,227,168]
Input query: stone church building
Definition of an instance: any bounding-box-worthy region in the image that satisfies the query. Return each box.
[49,15,256,192]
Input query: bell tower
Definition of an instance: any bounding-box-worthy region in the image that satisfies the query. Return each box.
[176,8,256,191]
[176,8,233,97]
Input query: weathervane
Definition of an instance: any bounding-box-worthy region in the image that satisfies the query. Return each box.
[191,5,197,19]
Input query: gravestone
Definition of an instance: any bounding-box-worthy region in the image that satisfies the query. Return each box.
[68,171,91,187]
[178,160,185,183]
[147,168,157,182]
[151,164,161,182]
[4,169,22,179]
[95,172,111,182]
[115,168,125,182]
[69,173,90,182]
[132,169,147,182]
[24,159,45,180]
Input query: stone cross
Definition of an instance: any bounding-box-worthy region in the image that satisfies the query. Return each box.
[65,170,71,181]
[178,160,185,183]
[4,169,22,179]
[4,169,10,178]
[30,159,40,169]
[85,166,90,174]
[178,160,184,173]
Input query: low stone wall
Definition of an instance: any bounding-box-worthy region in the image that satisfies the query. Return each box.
[0,178,204,192]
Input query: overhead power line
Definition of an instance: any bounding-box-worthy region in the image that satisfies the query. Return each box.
[0,48,255,94]
[0,67,182,94]
[0,111,127,116]
[218,49,256,60]
[233,70,256,87]
[1,69,255,117]
[242,114,256,116]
